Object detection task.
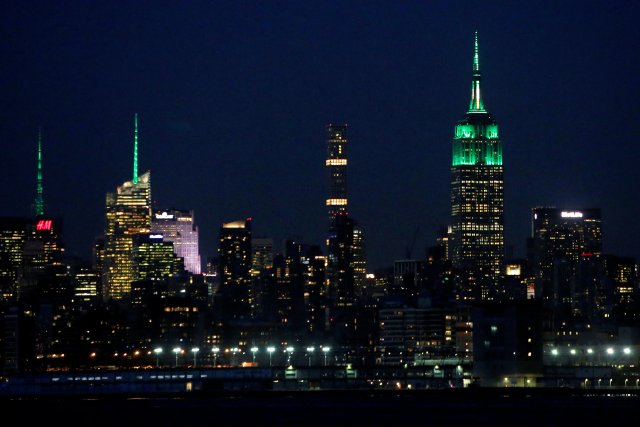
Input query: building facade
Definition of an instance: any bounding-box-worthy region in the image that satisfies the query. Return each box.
[132,234,183,282]
[218,218,253,321]
[151,209,201,274]
[529,207,603,327]
[0,218,29,302]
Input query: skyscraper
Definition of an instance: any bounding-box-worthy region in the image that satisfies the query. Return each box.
[218,218,253,321]
[325,124,367,346]
[251,237,274,275]
[326,124,348,221]
[352,224,367,294]
[0,217,29,302]
[22,130,65,288]
[450,33,504,301]
[151,209,201,274]
[132,234,183,281]
[103,114,152,300]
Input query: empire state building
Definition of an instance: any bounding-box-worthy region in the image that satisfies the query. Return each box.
[450,32,504,301]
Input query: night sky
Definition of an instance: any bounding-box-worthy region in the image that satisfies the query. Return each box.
[1,1,639,269]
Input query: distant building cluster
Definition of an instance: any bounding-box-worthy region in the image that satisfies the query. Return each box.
[0,34,638,389]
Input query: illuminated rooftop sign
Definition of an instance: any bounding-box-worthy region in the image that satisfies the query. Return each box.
[36,219,52,231]
[561,211,583,218]
[149,234,164,239]
[155,212,174,219]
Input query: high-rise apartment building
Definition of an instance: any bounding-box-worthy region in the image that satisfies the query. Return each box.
[151,209,201,274]
[251,237,274,276]
[73,268,101,303]
[353,224,367,293]
[103,114,152,300]
[450,33,504,301]
[602,255,638,322]
[218,218,253,321]
[0,218,29,302]
[132,234,183,281]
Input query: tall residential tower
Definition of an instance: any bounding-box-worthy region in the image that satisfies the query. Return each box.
[450,33,505,301]
[326,124,349,220]
[218,218,253,321]
[324,124,367,346]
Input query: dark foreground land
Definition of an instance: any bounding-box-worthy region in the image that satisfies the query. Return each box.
[4,389,640,426]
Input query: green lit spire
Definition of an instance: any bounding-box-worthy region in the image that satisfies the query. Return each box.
[133,113,139,184]
[468,31,485,112]
[473,31,479,71]
[34,127,45,216]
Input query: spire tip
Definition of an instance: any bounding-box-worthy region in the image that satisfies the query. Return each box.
[133,113,139,184]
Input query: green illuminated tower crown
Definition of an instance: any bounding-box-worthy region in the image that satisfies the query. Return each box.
[452,31,502,167]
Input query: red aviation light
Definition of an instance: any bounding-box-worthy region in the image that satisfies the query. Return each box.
[36,219,52,231]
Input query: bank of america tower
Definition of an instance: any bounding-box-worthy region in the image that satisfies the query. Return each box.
[450,33,504,301]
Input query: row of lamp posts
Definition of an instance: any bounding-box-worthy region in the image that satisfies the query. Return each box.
[151,345,332,367]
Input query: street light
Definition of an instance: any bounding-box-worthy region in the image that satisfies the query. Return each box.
[251,347,259,364]
[173,347,182,367]
[192,347,200,368]
[212,347,220,367]
[154,347,163,368]
[231,347,239,366]
[322,347,331,366]
[306,346,315,367]
[286,346,294,366]
[267,346,276,367]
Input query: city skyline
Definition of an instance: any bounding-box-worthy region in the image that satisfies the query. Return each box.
[1,2,639,270]
[3,3,640,404]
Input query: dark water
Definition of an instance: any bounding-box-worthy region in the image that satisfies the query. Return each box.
[5,393,640,426]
